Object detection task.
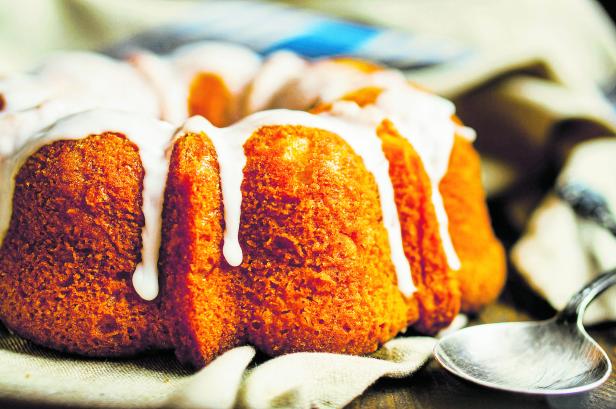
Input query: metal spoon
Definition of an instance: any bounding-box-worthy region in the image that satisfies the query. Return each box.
[434,270,615,394]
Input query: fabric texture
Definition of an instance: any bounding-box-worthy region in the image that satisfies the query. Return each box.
[0,323,435,409]
[1,0,616,408]
[512,139,616,323]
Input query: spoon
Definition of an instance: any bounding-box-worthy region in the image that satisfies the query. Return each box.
[434,269,615,394]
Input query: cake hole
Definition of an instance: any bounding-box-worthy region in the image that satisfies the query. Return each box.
[116,272,131,281]
[98,315,120,334]
[58,275,75,287]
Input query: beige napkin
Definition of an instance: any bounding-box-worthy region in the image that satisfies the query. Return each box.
[168,337,436,409]
[512,138,616,324]
[0,323,436,409]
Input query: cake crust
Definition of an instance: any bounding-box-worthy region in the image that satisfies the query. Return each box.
[440,137,506,311]
[0,133,168,356]
[160,131,245,367]
[241,125,411,357]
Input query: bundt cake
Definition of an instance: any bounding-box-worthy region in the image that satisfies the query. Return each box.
[0,42,506,368]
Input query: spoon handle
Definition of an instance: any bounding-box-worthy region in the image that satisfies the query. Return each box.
[556,268,616,325]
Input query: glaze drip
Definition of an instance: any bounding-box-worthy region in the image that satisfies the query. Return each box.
[0,110,175,301]
[321,85,462,271]
[182,109,416,296]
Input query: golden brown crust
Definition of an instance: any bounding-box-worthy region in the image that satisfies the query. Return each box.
[329,57,384,74]
[378,120,460,333]
[320,85,505,316]
[188,72,232,127]
[241,125,410,356]
[0,133,168,356]
[311,86,383,114]
[160,132,244,367]
[440,136,506,312]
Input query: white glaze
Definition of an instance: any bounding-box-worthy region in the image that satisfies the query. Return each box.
[374,88,461,270]
[455,124,476,142]
[128,51,188,124]
[0,96,108,159]
[35,52,160,116]
[272,58,473,146]
[243,51,307,114]
[273,59,371,110]
[0,73,56,112]
[0,52,161,159]
[181,109,416,296]
[0,110,175,301]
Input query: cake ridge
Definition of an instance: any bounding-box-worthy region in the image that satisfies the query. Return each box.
[0,109,175,300]
[181,107,416,297]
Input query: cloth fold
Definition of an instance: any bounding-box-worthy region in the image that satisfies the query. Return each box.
[236,337,435,409]
[0,325,436,409]
[169,346,256,409]
[512,139,616,324]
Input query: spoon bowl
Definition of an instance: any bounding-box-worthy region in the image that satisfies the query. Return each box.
[434,319,611,394]
[434,270,616,395]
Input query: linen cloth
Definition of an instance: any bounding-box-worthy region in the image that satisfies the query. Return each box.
[512,139,616,324]
[1,0,616,408]
[0,323,435,409]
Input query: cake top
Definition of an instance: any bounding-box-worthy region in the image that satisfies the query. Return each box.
[0,42,475,300]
